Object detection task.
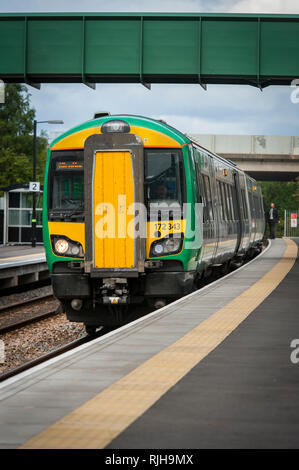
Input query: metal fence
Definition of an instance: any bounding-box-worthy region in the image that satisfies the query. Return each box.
[284,210,299,237]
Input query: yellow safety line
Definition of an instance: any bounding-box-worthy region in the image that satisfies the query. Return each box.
[21,239,297,449]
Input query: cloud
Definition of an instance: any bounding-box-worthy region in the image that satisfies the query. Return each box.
[7,0,299,140]
[0,0,227,13]
[230,0,299,14]
[27,81,299,141]
[2,0,299,14]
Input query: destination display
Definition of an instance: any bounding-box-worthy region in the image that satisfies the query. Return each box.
[56,161,83,170]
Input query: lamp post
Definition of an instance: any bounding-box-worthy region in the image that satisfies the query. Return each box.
[31,119,64,247]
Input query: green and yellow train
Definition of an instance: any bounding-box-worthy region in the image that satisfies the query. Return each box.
[43,114,265,333]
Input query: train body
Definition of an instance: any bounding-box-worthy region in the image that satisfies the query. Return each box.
[43,114,265,331]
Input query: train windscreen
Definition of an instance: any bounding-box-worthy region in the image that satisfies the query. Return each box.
[144,149,185,210]
[49,150,84,213]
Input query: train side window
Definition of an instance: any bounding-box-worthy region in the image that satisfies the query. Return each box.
[195,163,203,204]
[203,175,214,221]
[220,182,228,221]
[227,185,235,220]
[260,194,264,215]
[217,180,225,220]
[253,196,260,218]
[248,191,253,216]
[224,183,232,220]
[231,184,239,220]
[241,189,248,219]
[196,168,209,223]
[238,188,245,219]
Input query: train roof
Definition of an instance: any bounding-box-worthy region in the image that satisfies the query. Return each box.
[49,114,258,184]
[49,114,190,149]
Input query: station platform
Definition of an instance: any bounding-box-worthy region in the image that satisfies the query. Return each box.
[0,245,47,289]
[0,238,298,449]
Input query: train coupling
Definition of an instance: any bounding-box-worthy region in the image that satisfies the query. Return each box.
[100,278,129,304]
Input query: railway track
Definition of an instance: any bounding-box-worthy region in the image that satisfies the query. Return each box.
[0,286,53,312]
[0,244,267,383]
[0,285,61,334]
[0,327,113,383]
[0,293,54,313]
[0,306,61,335]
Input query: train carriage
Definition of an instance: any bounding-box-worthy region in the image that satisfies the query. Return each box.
[43,114,265,332]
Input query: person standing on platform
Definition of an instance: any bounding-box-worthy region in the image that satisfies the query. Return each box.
[267,202,280,239]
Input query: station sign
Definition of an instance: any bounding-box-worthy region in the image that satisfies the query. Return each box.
[29,182,40,192]
[291,213,298,228]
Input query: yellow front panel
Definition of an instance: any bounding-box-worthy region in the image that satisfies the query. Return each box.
[93,151,135,269]
[48,222,85,253]
[146,219,186,258]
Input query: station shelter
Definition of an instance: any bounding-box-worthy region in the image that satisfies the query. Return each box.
[0,183,43,245]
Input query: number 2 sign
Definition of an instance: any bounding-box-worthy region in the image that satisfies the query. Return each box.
[29,182,40,192]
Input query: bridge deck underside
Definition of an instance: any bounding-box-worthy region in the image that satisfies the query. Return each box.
[1,13,299,87]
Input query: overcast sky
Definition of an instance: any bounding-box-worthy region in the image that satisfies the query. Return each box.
[1,0,299,141]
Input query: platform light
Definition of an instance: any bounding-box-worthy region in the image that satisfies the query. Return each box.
[31,119,64,247]
[101,120,130,134]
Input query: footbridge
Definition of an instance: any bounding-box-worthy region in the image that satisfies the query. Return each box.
[1,12,299,89]
[191,134,299,181]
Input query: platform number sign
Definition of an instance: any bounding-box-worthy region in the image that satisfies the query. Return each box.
[291,213,298,228]
[29,182,40,192]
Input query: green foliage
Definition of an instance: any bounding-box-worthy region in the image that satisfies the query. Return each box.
[293,177,299,205]
[260,180,299,237]
[0,84,48,191]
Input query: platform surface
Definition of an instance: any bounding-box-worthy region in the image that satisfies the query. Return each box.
[0,238,298,449]
[0,245,45,269]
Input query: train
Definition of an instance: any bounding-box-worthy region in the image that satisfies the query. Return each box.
[43,114,265,333]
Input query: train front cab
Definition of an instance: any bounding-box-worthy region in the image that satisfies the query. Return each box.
[45,119,196,327]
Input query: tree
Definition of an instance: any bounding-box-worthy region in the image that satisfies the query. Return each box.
[260,180,298,237]
[293,177,299,205]
[0,84,48,190]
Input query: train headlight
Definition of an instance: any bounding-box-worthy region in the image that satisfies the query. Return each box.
[54,238,69,254]
[150,234,184,257]
[51,236,84,258]
[153,244,164,255]
[101,120,130,134]
[165,238,181,253]
[71,245,80,256]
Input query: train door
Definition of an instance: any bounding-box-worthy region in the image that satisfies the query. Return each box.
[198,158,217,265]
[232,172,244,254]
[245,176,255,247]
[239,179,250,251]
[83,133,146,275]
[209,157,219,263]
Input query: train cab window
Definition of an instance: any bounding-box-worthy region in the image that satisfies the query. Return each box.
[144,149,185,217]
[48,150,84,216]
